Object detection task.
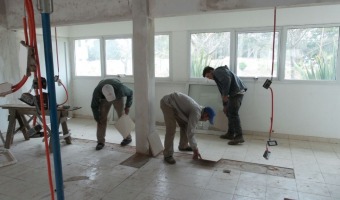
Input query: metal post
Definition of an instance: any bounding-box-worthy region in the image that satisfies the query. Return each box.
[39,0,64,199]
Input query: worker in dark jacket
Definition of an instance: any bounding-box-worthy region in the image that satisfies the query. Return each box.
[203,65,247,145]
[160,92,215,164]
[91,78,133,150]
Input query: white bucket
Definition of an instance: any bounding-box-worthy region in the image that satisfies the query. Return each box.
[115,115,135,138]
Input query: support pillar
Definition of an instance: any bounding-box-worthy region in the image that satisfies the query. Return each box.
[132,0,155,154]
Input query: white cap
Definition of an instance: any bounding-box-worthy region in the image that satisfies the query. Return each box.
[102,84,116,102]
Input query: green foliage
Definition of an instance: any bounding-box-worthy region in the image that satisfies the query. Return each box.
[87,40,100,61]
[190,32,230,77]
[287,27,338,80]
[239,62,247,71]
[296,53,336,80]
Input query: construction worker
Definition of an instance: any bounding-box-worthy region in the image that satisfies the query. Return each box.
[160,92,215,164]
[91,78,133,150]
[203,65,247,145]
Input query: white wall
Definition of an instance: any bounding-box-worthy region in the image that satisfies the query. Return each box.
[67,4,340,140]
[2,4,340,139]
[0,29,23,131]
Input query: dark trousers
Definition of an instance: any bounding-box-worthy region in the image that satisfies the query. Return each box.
[226,94,244,137]
[96,99,131,144]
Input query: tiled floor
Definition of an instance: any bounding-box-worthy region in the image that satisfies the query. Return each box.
[0,118,340,200]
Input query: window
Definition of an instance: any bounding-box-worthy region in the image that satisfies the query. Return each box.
[105,35,169,77]
[105,38,133,76]
[155,35,170,77]
[237,31,279,78]
[74,39,101,76]
[285,27,339,80]
[190,32,230,78]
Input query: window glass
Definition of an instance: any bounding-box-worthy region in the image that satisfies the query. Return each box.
[285,27,339,80]
[190,32,230,78]
[155,35,170,77]
[74,39,101,76]
[105,38,133,76]
[237,32,279,77]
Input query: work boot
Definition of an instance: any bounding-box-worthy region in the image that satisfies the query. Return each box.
[220,132,234,140]
[164,156,176,164]
[228,135,245,145]
[121,138,132,146]
[96,143,105,150]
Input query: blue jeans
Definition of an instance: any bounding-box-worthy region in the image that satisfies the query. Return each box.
[226,94,244,137]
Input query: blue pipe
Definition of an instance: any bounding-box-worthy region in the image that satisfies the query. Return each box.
[41,13,65,200]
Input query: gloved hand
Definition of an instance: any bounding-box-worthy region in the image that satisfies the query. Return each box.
[124,107,130,115]
[193,149,202,160]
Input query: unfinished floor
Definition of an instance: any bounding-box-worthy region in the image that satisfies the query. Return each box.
[0,118,340,200]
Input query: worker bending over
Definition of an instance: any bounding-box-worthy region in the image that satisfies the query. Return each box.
[91,78,133,150]
[160,92,215,164]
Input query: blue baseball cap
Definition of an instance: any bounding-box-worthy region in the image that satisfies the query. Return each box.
[204,107,215,124]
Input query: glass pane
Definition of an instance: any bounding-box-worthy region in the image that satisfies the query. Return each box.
[190,32,230,78]
[74,39,101,76]
[237,32,278,77]
[105,38,133,76]
[285,27,339,80]
[155,35,170,77]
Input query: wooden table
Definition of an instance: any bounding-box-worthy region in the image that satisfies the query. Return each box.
[0,104,81,150]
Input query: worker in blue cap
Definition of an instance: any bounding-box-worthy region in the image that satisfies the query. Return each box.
[160,92,215,164]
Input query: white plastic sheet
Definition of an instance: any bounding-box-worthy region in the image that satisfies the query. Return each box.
[115,115,135,138]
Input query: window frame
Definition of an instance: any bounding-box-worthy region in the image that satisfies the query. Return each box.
[103,35,134,79]
[72,33,172,81]
[281,24,340,83]
[188,29,233,82]
[72,37,103,79]
[154,32,172,81]
[235,28,281,80]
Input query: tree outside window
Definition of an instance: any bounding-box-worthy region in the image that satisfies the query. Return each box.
[237,32,279,77]
[74,39,101,76]
[106,38,133,76]
[190,32,230,78]
[285,27,339,80]
[155,35,170,77]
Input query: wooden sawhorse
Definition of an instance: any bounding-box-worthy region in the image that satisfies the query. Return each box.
[0,104,81,151]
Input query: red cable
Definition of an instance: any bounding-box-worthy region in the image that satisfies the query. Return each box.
[23,17,28,45]
[266,7,276,153]
[269,7,276,139]
[271,7,277,78]
[24,1,55,199]
[12,75,28,92]
[11,15,30,92]
[54,27,69,105]
[269,87,274,136]
[59,81,69,105]
[54,27,60,75]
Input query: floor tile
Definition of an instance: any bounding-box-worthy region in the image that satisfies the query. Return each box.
[1,117,340,200]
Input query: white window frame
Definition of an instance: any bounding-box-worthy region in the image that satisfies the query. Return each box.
[234,27,282,80]
[281,24,340,83]
[189,29,232,82]
[72,37,103,79]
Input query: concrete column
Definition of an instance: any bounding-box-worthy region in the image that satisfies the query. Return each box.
[132,0,155,154]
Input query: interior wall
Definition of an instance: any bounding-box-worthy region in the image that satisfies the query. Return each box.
[0,29,22,131]
[2,4,340,139]
[69,4,340,139]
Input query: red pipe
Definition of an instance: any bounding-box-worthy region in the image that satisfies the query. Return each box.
[24,1,55,199]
